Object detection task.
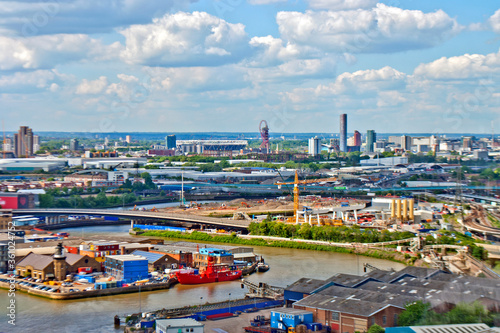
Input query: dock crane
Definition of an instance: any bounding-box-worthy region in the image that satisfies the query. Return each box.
[275,171,340,224]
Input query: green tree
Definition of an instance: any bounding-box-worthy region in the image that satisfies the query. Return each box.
[398,301,431,326]
[367,324,385,333]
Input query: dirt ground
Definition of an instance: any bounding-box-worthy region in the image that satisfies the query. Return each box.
[159,197,364,218]
[202,308,271,333]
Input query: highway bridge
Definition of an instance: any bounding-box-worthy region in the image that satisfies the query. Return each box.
[13,208,252,230]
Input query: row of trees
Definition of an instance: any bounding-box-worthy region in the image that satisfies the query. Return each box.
[398,301,499,327]
[39,192,138,208]
[248,220,416,243]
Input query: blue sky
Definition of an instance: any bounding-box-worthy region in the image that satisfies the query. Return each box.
[0,0,499,134]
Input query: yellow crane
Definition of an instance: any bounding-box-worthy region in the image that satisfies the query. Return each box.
[275,171,341,224]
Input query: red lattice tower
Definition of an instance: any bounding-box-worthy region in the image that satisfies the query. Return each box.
[259,120,270,153]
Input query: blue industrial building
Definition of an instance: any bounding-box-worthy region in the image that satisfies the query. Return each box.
[104,254,149,283]
[271,308,313,331]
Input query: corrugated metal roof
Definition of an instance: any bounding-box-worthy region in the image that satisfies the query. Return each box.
[294,293,402,317]
[408,324,490,333]
[131,250,165,263]
[286,278,327,294]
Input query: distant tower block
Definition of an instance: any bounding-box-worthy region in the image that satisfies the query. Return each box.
[339,114,347,153]
[259,120,270,153]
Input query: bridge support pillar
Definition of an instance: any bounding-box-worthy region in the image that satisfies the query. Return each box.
[354,210,358,223]
[484,232,487,241]
[130,220,134,229]
[441,247,447,256]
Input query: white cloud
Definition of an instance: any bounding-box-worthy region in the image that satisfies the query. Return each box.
[0,69,66,92]
[277,4,461,54]
[248,57,336,82]
[148,66,249,92]
[488,9,500,34]
[286,66,407,102]
[248,35,302,66]
[414,50,500,79]
[120,12,250,67]
[0,0,199,36]
[0,34,119,71]
[377,90,407,107]
[75,76,109,95]
[248,0,288,4]
[307,0,377,10]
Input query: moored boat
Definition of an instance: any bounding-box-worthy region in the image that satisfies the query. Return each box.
[257,262,270,272]
[175,256,242,285]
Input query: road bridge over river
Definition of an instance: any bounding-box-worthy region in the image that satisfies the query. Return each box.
[13,208,251,230]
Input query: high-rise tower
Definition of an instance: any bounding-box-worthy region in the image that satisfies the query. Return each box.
[339,114,347,153]
[13,126,34,158]
[366,130,376,153]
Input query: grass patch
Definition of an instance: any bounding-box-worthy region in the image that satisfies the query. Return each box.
[139,230,410,265]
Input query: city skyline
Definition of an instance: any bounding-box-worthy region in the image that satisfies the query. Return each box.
[1,1,500,133]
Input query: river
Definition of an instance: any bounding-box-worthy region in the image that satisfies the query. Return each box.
[0,225,405,332]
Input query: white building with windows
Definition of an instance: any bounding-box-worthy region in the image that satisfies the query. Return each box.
[155,318,204,333]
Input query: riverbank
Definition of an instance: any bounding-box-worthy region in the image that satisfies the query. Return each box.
[0,279,176,300]
[136,230,420,266]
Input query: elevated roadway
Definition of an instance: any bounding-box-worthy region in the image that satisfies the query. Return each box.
[13,208,251,230]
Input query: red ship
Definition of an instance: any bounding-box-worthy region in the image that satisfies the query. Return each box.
[175,256,242,285]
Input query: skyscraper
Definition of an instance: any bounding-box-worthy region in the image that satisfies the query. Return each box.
[69,138,79,151]
[401,135,412,151]
[308,136,321,156]
[366,130,376,153]
[166,135,177,149]
[13,126,34,158]
[339,114,347,153]
[353,130,362,147]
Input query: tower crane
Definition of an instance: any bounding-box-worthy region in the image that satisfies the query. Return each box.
[275,171,339,224]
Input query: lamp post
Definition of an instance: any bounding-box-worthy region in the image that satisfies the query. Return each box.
[228,293,231,314]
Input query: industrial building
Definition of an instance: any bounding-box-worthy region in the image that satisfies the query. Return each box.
[271,308,314,331]
[284,266,500,333]
[131,250,179,272]
[0,158,66,172]
[155,318,204,333]
[0,193,37,209]
[104,254,149,283]
[176,140,247,155]
[193,247,234,267]
[150,245,193,268]
[16,251,100,280]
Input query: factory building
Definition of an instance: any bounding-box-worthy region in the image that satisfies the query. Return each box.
[284,266,500,333]
[104,254,149,283]
[131,250,178,272]
[176,140,247,155]
[193,247,234,267]
[156,318,204,333]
